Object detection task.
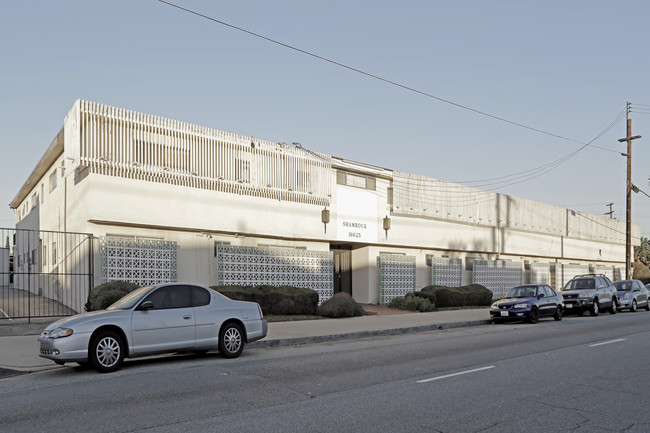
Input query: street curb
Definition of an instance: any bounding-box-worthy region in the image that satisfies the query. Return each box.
[249,319,493,348]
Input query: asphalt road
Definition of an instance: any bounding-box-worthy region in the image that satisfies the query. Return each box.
[2,312,649,433]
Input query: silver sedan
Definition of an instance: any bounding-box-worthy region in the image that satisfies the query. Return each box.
[614,279,650,312]
[38,283,268,372]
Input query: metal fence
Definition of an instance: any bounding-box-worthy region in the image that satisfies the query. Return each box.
[0,228,94,320]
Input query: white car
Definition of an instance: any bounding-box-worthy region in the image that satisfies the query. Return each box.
[38,283,267,372]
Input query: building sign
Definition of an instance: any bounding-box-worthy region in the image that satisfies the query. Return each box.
[336,187,378,243]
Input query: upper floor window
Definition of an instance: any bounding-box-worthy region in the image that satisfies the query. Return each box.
[49,170,57,192]
[336,171,376,191]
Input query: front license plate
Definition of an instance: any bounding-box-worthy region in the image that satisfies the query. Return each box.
[565,304,572,308]
[500,311,509,317]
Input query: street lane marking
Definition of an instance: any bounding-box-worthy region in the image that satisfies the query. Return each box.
[417,366,495,384]
[589,338,626,347]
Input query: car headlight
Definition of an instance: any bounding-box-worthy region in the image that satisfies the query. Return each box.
[513,303,529,309]
[490,303,499,310]
[624,293,631,300]
[578,291,592,298]
[48,327,73,339]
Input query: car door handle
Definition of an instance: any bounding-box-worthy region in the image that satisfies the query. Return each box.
[183,315,192,320]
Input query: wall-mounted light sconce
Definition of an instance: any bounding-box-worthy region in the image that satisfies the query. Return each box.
[321,207,330,233]
[383,215,391,238]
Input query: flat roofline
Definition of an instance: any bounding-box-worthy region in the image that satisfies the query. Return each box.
[9,128,64,209]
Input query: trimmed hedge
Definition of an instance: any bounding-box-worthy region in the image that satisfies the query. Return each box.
[317,292,364,318]
[85,280,140,312]
[419,284,492,307]
[211,285,319,315]
[389,292,435,312]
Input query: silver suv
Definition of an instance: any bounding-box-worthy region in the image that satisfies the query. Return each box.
[560,274,618,316]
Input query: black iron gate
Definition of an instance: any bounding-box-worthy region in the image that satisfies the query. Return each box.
[0,228,94,320]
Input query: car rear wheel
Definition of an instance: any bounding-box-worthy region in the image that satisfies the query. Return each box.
[609,299,617,314]
[631,299,637,312]
[645,301,650,311]
[528,307,539,324]
[90,330,124,373]
[590,300,599,316]
[219,323,244,358]
[553,307,563,321]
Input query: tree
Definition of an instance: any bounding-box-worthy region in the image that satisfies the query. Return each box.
[635,236,650,265]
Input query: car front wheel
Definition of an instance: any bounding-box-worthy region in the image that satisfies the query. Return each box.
[90,330,124,373]
[219,323,244,358]
[590,300,599,316]
[631,299,637,312]
[528,307,539,324]
[554,306,563,321]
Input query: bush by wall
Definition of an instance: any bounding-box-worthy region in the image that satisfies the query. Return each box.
[211,285,319,315]
[317,292,364,318]
[420,284,492,307]
[85,280,140,312]
[388,292,435,312]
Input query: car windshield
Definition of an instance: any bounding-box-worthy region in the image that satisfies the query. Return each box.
[106,285,154,310]
[506,286,537,298]
[614,281,632,291]
[563,279,595,291]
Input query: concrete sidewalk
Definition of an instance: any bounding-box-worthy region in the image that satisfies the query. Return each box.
[0,308,491,374]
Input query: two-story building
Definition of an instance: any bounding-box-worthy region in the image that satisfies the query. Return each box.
[9,99,638,313]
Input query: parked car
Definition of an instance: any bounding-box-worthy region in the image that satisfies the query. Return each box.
[560,274,618,316]
[38,283,267,372]
[490,284,564,324]
[614,279,650,312]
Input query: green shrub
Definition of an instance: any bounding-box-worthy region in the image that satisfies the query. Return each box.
[412,290,436,304]
[633,262,650,282]
[420,284,492,307]
[85,280,140,312]
[211,285,319,315]
[317,292,364,318]
[388,292,435,312]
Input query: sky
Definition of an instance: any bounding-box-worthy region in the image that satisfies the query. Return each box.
[2,0,650,239]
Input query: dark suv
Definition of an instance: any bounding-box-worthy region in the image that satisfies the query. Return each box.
[560,274,618,316]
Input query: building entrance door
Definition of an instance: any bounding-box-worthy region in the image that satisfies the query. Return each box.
[332,246,352,296]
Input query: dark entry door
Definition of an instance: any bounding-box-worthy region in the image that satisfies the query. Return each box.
[332,246,352,295]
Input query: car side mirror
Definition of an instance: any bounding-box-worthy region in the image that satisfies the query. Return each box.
[139,301,154,310]
[537,293,545,299]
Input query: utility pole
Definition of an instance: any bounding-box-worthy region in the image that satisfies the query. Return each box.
[618,101,642,279]
[604,202,614,219]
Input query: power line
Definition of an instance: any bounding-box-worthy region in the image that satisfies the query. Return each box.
[158,0,615,149]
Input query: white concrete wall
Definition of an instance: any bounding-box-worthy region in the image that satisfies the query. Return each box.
[10,100,640,305]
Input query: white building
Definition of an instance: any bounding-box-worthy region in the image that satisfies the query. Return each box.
[9,99,639,312]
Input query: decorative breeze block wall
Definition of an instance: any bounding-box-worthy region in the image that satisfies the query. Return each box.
[379,253,416,305]
[100,236,178,286]
[594,266,614,281]
[557,264,590,288]
[216,245,334,304]
[530,263,551,286]
[431,257,462,287]
[473,259,522,299]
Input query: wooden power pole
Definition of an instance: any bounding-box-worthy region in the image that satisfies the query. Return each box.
[619,102,642,279]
